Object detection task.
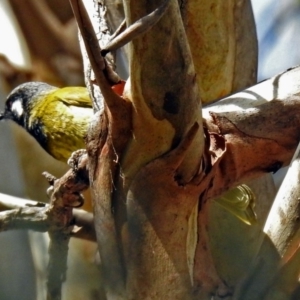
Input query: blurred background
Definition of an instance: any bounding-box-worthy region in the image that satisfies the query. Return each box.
[0,0,298,299]
[0,1,101,299]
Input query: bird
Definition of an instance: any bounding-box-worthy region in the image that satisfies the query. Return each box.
[0,82,94,163]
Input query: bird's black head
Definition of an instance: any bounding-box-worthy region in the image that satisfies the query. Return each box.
[0,82,55,128]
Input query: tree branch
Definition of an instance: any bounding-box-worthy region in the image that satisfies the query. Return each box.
[70,0,121,111]
[264,141,300,258]
[0,193,96,241]
[101,0,170,56]
[72,1,132,298]
[201,65,300,198]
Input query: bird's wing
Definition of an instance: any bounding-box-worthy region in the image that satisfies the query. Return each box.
[52,87,93,108]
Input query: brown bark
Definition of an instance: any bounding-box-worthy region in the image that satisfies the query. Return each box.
[80,0,300,299]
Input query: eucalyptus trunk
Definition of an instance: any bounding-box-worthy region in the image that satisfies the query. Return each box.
[81,0,300,299]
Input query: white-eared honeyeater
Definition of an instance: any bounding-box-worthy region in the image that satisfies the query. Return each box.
[0,82,93,163]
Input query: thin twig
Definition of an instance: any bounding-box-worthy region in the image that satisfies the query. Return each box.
[101,0,171,56]
[70,0,120,93]
[0,193,96,241]
[0,206,48,232]
[109,19,126,42]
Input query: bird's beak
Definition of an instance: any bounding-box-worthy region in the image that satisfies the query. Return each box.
[0,111,10,121]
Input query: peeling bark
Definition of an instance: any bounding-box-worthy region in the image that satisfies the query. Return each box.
[79,0,300,299]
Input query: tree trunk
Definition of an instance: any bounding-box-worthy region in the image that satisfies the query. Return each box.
[81,0,300,299]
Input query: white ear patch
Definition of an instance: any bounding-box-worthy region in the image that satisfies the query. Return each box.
[11,99,24,117]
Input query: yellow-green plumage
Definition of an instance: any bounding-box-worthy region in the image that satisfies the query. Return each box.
[1,82,93,163]
[28,87,93,162]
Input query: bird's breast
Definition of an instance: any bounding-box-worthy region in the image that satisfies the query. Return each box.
[28,102,93,162]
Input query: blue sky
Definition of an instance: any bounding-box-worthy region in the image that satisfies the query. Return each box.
[252,0,300,80]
